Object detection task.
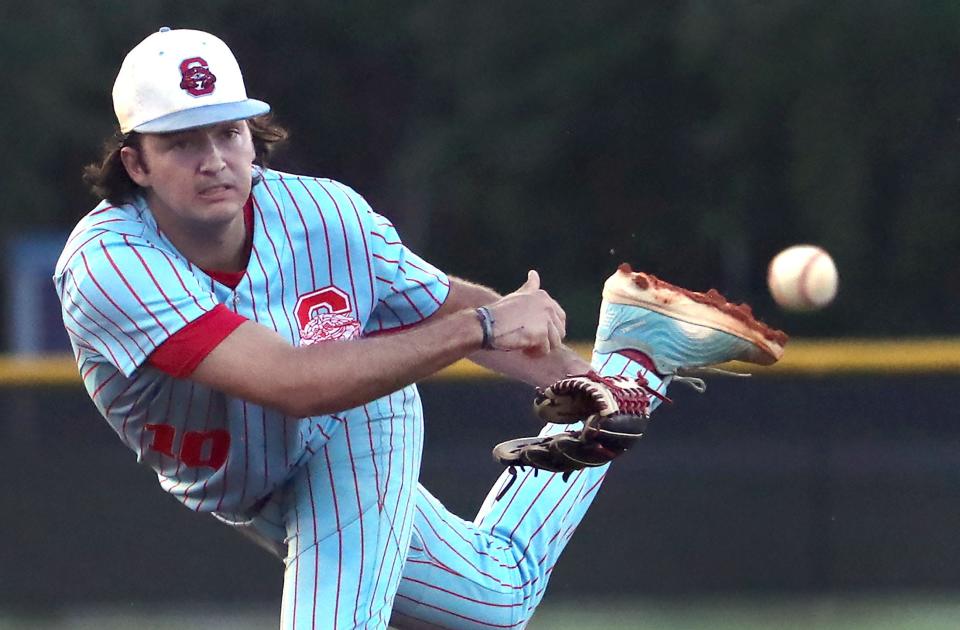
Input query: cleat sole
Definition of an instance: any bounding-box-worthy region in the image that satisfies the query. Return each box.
[602,264,788,366]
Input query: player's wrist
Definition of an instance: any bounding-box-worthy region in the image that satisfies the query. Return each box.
[474,306,496,350]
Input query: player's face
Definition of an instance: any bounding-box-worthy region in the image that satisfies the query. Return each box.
[123,121,256,226]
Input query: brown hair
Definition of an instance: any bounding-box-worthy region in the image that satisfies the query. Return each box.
[83,115,289,206]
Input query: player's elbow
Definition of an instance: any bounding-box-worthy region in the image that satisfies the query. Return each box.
[264,381,365,420]
[274,395,341,420]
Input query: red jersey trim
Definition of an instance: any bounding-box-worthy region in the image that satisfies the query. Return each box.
[148,304,247,378]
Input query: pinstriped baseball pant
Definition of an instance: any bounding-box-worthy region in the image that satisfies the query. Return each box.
[389,351,663,629]
[245,351,663,629]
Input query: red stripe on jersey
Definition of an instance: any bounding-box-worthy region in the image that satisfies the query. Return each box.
[251,196,297,343]
[123,235,189,325]
[262,180,301,298]
[61,229,142,271]
[90,370,120,400]
[374,298,405,326]
[63,218,123,250]
[60,232,106,273]
[80,361,98,381]
[297,179,334,282]
[335,182,375,316]
[260,407,270,490]
[185,387,218,507]
[406,259,451,287]
[280,178,317,288]
[318,181,360,317]
[405,276,443,307]
[372,254,399,266]
[169,380,197,499]
[247,232,275,319]
[104,377,142,445]
[147,304,247,377]
[390,286,425,320]
[62,300,129,368]
[236,398,251,509]
[371,231,401,246]
[95,245,169,340]
[244,269,259,321]
[68,263,149,358]
[88,204,119,216]
[156,250,206,311]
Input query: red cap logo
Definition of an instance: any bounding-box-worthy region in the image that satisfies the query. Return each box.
[179,57,216,96]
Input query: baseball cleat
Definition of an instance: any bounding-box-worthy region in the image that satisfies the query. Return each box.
[593,264,788,375]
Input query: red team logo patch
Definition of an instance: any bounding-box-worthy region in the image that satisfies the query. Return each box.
[295,287,361,346]
[179,57,216,96]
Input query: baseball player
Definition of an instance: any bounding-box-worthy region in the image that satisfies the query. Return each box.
[57,28,786,629]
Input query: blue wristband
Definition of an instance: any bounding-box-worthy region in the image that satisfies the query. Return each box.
[475,306,495,350]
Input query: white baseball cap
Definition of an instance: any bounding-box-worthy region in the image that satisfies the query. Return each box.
[113,27,270,134]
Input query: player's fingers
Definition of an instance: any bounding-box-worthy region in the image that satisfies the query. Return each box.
[519,269,540,293]
[550,302,566,339]
[547,319,562,351]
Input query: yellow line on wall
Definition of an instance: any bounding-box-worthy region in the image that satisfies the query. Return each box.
[4,338,957,386]
[435,338,960,379]
[0,355,87,385]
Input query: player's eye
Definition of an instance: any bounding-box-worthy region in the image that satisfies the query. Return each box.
[163,135,191,151]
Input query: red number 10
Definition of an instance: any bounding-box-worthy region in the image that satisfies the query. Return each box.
[144,423,230,470]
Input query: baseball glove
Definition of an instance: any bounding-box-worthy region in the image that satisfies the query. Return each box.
[492,371,666,480]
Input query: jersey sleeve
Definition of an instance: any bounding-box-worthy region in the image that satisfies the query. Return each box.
[148,304,247,378]
[365,213,451,334]
[55,231,221,377]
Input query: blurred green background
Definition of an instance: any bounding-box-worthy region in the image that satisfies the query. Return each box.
[4,2,960,629]
[6,0,960,340]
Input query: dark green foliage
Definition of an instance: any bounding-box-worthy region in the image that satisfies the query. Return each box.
[5,1,960,336]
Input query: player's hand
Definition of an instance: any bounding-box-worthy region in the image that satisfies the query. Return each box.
[483,270,566,356]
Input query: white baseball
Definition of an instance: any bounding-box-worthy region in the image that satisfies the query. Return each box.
[767,245,838,311]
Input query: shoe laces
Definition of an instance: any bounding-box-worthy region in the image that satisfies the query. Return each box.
[672,366,752,393]
[588,371,666,415]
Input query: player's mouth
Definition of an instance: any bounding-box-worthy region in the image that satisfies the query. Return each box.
[197,183,234,200]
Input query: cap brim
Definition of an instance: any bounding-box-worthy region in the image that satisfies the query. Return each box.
[132,99,271,133]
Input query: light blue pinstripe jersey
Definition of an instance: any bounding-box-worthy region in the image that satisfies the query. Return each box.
[54,168,449,514]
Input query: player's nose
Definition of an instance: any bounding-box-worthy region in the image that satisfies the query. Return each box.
[197,133,226,174]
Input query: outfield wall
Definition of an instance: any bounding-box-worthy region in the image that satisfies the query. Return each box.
[3,341,960,610]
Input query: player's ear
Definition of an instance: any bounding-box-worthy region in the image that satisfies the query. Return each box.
[120,145,150,186]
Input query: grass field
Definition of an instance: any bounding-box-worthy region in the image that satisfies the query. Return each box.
[5,596,960,629]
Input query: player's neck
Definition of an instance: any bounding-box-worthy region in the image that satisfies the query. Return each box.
[148,196,251,273]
